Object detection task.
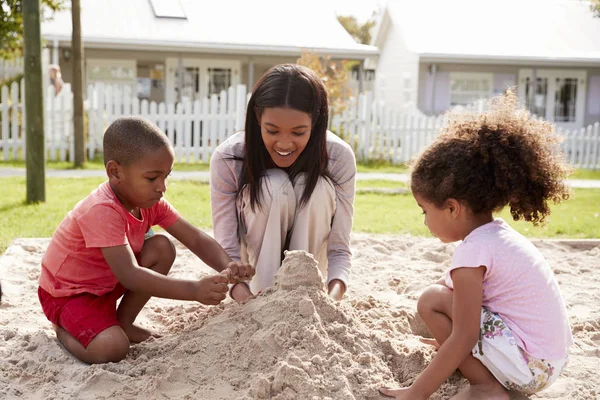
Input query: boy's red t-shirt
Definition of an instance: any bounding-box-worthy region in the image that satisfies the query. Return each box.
[39,181,180,297]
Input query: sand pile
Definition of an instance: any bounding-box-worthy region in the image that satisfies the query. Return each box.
[1,235,599,399]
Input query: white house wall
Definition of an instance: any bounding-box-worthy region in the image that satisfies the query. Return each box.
[417,62,600,126]
[373,20,419,111]
[51,47,298,102]
[585,68,600,126]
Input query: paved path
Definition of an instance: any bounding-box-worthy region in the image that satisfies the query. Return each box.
[1,168,600,189]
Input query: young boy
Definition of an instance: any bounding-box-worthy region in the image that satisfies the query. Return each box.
[38,116,254,364]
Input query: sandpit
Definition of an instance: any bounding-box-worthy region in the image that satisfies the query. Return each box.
[1,234,599,399]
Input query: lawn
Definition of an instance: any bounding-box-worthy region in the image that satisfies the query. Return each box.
[1,177,598,253]
[2,159,599,180]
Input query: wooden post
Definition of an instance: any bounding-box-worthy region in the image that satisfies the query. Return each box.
[72,0,85,167]
[23,0,45,203]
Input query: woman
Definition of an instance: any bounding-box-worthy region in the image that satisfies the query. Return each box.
[210,64,356,303]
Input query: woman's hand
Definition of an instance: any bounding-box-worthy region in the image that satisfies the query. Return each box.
[224,261,255,284]
[231,282,254,304]
[327,279,346,301]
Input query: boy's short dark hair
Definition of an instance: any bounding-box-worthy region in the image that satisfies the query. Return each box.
[103,116,172,166]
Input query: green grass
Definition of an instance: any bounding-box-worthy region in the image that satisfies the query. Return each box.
[1,158,599,180]
[355,180,406,189]
[2,177,599,253]
[571,169,600,180]
[0,159,210,172]
[355,160,410,174]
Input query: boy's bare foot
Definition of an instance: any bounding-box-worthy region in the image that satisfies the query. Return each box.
[121,323,159,343]
[450,383,509,400]
[419,337,440,350]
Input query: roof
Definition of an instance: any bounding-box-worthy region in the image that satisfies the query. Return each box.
[41,0,378,59]
[373,0,600,65]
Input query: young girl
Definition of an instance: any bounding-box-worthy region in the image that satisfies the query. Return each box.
[210,64,356,303]
[380,91,573,400]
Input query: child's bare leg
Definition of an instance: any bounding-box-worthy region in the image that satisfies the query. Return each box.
[417,284,509,400]
[54,324,130,364]
[116,234,176,343]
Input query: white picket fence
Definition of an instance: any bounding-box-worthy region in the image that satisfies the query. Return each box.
[84,83,248,163]
[331,91,600,169]
[1,79,600,170]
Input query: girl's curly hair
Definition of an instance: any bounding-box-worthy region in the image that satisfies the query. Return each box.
[410,90,572,225]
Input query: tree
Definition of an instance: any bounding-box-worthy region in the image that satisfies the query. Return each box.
[72,0,84,167]
[592,0,600,16]
[337,15,376,45]
[23,0,45,203]
[0,0,63,59]
[297,52,352,115]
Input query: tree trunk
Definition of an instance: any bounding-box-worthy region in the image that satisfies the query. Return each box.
[23,0,45,203]
[72,0,85,167]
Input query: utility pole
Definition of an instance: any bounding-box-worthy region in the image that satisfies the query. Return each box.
[23,0,46,203]
[72,0,85,167]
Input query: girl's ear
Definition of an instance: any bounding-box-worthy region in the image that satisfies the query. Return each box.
[446,198,461,218]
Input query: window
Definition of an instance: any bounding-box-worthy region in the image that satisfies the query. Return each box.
[554,78,578,123]
[402,73,413,105]
[208,68,232,95]
[178,67,200,101]
[86,59,136,94]
[88,65,135,83]
[148,0,186,19]
[449,73,493,106]
[524,77,548,118]
[518,69,586,129]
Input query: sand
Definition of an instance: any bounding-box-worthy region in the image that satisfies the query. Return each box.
[1,233,599,400]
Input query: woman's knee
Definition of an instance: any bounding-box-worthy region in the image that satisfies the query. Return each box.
[139,234,176,273]
[417,284,453,317]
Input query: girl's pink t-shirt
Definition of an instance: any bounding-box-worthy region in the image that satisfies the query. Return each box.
[445,218,573,360]
[39,182,180,298]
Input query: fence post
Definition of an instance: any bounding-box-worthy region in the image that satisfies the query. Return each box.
[1,84,8,160]
[592,122,600,170]
[234,84,247,131]
[10,81,19,160]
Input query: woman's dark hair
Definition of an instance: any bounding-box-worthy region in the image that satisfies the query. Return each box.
[410,90,572,225]
[240,64,331,210]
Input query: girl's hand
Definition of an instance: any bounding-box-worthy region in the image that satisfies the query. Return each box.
[379,387,423,400]
[419,337,440,350]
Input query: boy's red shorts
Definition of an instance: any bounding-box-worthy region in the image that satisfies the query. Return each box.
[38,284,127,348]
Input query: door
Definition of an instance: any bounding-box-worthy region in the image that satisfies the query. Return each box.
[518,69,587,129]
[165,58,240,103]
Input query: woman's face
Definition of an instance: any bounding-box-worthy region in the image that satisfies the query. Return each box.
[258,107,312,168]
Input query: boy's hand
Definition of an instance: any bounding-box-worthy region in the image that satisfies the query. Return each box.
[195,274,229,305]
[223,261,255,284]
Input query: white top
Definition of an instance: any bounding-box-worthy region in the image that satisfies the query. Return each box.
[210,131,356,286]
[445,218,573,360]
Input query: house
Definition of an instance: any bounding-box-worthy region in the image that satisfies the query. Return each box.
[371,0,600,129]
[41,0,378,103]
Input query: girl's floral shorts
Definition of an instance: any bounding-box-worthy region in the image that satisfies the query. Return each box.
[471,308,568,395]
